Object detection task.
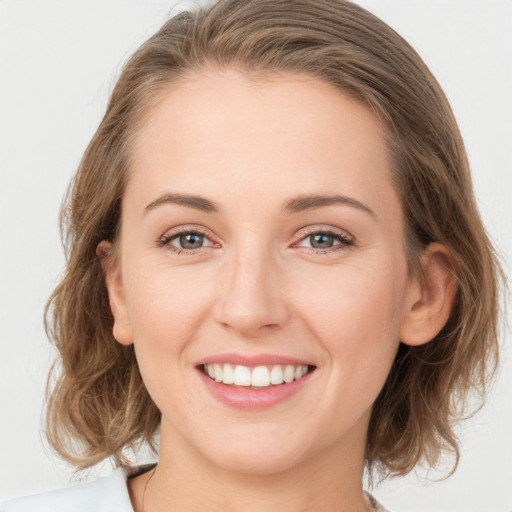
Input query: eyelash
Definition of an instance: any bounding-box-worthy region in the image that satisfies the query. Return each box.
[293,227,354,254]
[157,226,354,256]
[157,226,216,256]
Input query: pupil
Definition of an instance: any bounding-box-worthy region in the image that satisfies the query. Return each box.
[180,233,203,249]
[311,234,333,249]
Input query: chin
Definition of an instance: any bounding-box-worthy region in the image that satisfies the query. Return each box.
[189,421,321,477]
[207,444,309,476]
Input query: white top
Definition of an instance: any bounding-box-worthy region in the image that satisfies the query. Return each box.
[0,466,141,512]
[1,466,390,511]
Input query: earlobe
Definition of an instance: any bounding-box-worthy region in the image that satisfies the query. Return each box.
[400,243,457,347]
[97,241,134,346]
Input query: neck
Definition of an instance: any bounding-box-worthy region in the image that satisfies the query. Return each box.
[136,416,371,512]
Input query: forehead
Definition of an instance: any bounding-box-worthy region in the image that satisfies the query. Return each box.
[126,68,397,223]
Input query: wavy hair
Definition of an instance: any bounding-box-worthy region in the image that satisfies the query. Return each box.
[45,0,503,479]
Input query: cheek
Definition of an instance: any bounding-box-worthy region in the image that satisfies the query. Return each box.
[121,259,216,385]
[295,256,407,373]
[124,257,210,332]
[273,256,409,452]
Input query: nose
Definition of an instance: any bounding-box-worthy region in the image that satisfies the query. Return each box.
[213,242,290,337]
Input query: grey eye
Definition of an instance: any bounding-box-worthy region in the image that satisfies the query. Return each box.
[309,233,335,249]
[178,233,204,249]
[161,228,215,252]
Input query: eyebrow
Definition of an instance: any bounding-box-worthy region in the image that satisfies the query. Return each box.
[144,193,220,213]
[144,192,375,217]
[284,194,375,217]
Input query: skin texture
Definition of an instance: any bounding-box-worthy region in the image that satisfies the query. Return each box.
[101,68,456,512]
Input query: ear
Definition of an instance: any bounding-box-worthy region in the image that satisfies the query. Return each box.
[400,243,457,347]
[97,241,134,346]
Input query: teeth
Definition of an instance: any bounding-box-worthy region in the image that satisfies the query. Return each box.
[284,365,295,383]
[233,365,251,386]
[251,366,270,387]
[203,363,311,387]
[223,363,234,384]
[214,363,223,382]
[270,365,284,385]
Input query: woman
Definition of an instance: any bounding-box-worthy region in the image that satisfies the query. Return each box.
[1,1,504,511]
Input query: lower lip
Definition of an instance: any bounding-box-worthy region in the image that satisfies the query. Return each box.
[197,368,313,410]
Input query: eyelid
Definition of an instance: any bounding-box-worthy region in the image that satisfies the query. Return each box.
[294,224,354,242]
[157,224,220,250]
[291,225,355,252]
[156,224,354,255]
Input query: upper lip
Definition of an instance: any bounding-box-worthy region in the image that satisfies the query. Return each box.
[196,353,315,367]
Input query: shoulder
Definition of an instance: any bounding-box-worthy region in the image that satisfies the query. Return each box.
[0,466,151,512]
[3,468,388,512]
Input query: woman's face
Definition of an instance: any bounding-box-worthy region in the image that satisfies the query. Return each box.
[107,68,418,474]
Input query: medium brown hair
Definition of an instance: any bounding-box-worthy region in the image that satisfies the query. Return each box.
[45,0,503,479]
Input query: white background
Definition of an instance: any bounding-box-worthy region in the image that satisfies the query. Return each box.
[0,1,511,510]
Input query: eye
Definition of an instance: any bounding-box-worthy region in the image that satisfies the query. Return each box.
[306,233,338,249]
[172,232,209,250]
[295,228,354,252]
[158,227,216,254]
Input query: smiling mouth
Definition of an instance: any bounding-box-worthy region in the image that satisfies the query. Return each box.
[201,363,316,388]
